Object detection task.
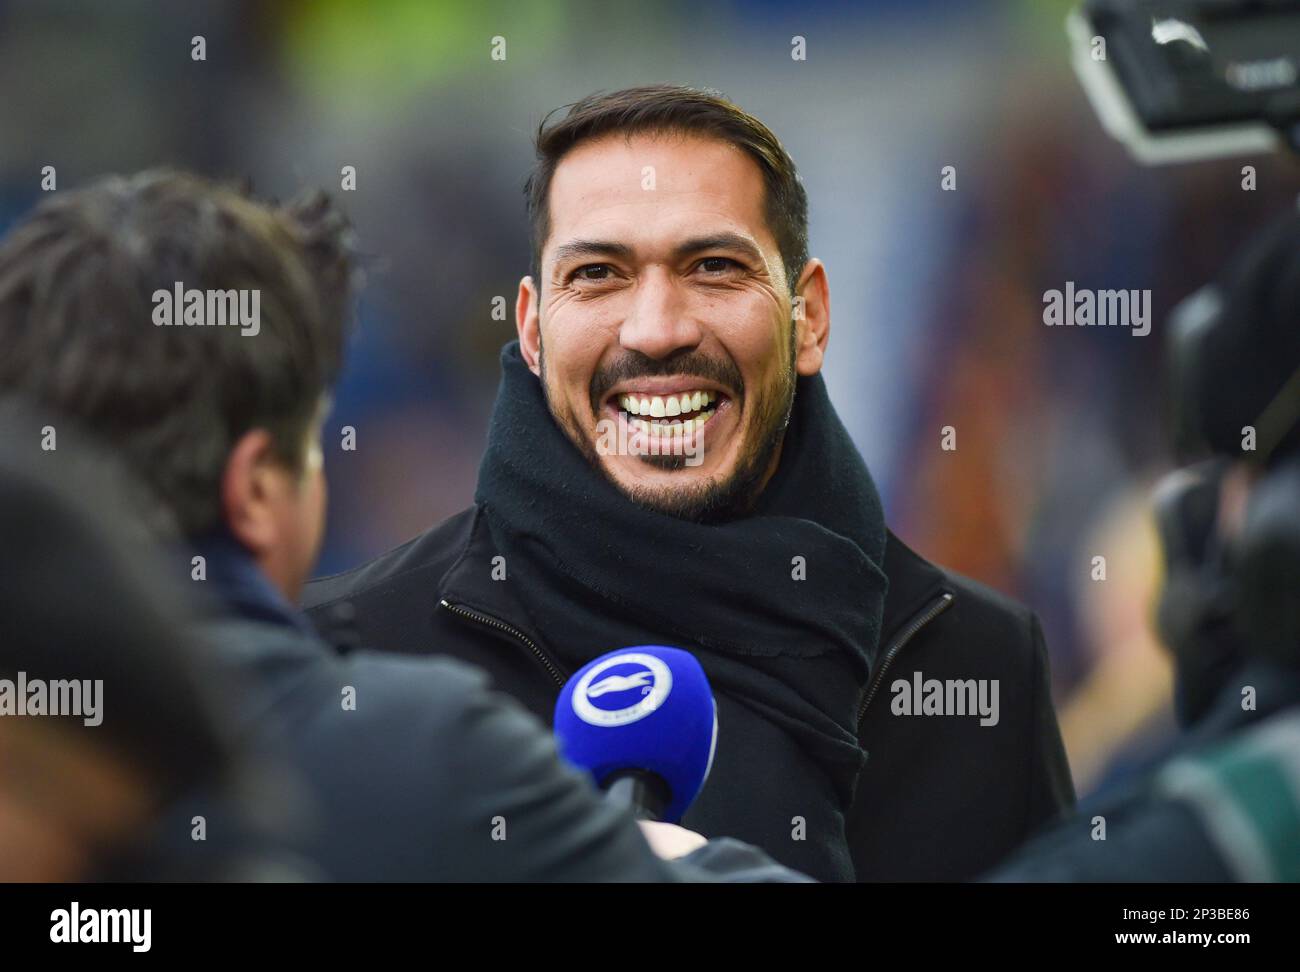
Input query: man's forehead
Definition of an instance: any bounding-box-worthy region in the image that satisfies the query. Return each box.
[544,132,772,256]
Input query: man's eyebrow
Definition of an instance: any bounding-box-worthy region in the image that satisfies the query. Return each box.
[671,233,765,264]
[549,233,767,270]
[549,240,634,268]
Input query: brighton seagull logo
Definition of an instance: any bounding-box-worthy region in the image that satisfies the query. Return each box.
[587,670,655,698]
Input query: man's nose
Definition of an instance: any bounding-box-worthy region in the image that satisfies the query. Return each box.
[618,269,703,359]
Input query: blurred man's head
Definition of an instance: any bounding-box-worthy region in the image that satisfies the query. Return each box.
[1165,208,1300,599]
[0,431,234,880]
[0,171,358,600]
[1157,211,1300,722]
[1168,210,1300,470]
[518,85,829,521]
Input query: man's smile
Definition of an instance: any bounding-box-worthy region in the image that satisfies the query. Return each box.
[599,381,736,459]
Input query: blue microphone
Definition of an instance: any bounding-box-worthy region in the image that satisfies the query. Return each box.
[554,646,717,823]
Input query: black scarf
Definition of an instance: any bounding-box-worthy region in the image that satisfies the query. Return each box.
[473,341,888,804]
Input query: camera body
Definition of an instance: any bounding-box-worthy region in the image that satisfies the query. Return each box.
[1070,0,1300,163]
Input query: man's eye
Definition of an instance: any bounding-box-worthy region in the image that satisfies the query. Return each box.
[574,264,613,282]
[698,257,739,274]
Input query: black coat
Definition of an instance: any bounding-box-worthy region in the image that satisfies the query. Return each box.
[304,506,1076,881]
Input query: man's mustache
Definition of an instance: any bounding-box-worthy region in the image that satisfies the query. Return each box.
[589,350,745,412]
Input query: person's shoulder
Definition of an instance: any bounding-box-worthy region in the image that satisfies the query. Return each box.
[883,530,1041,668]
[302,505,478,612]
[939,565,1038,645]
[340,650,568,800]
[188,612,344,734]
[338,650,501,730]
[195,612,324,668]
[349,649,491,703]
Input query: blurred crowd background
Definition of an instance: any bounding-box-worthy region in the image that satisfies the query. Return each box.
[3,0,1298,800]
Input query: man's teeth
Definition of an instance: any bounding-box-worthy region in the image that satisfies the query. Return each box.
[618,390,716,417]
[628,410,716,436]
[617,390,720,437]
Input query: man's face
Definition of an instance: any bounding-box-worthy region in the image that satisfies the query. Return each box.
[520,132,824,520]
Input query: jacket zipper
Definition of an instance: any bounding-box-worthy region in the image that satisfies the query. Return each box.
[438,598,567,688]
[857,591,954,728]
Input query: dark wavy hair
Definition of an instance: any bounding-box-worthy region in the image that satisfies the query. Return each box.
[0,169,361,536]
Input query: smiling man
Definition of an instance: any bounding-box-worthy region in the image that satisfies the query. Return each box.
[305,85,1075,881]
[526,115,811,520]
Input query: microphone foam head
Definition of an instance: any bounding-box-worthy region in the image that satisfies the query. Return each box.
[554,645,717,823]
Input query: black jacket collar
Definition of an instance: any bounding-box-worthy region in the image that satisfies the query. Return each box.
[879,530,954,641]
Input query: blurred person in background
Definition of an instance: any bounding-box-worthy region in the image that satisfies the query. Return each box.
[0,169,807,882]
[1056,490,1174,795]
[0,412,258,881]
[988,211,1300,882]
[894,91,1300,800]
[304,84,1075,882]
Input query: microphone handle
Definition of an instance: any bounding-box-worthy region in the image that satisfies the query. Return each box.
[604,769,671,822]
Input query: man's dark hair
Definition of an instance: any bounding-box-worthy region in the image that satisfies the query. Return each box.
[0,170,359,536]
[524,84,809,294]
[1192,210,1300,465]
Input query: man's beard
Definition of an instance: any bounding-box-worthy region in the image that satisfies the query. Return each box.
[539,328,798,523]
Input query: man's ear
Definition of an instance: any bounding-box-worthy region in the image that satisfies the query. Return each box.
[516,276,542,376]
[792,258,830,377]
[220,429,280,558]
